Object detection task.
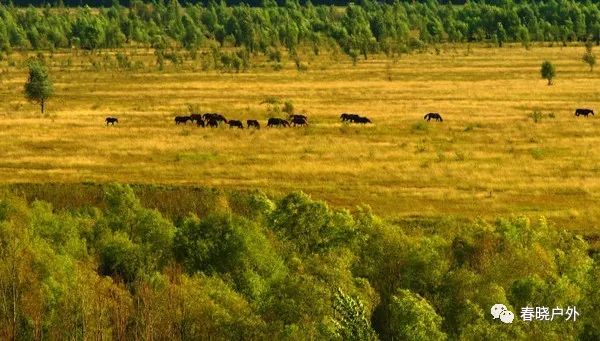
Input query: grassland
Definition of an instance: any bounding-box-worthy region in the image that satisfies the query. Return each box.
[1,44,600,234]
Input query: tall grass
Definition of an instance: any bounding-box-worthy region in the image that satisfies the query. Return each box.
[0,44,599,231]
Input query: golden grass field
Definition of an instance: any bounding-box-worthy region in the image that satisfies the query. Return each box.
[1,44,600,233]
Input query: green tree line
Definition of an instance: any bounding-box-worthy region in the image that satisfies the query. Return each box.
[0,0,600,60]
[0,183,599,339]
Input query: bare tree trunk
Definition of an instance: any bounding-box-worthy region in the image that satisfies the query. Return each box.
[41,99,44,114]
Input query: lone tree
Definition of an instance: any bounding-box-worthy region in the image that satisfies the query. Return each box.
[540,61,556,85]
[24,60,54,113]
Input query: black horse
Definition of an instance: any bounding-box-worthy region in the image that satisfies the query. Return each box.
[175,116,191,124]
[105,117,118,125]
[575,108,594,117]
[340,113,360,122]
[289,114,308,122]
[354,116,371,124]
[291,116,308,127]
[190,113,203,122]
[203,113,228,124]
[228,120,244,129]
[207,118,219,128]
[247,120,260,129]
[424,113,443,122]
[267,118,290,127]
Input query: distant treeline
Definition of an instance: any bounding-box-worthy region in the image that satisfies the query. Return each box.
[0,0,599,60]
[4,0,473,7]
[0,183,599,339]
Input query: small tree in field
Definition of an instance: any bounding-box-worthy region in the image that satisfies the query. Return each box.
[24,60,54,113]
[583,41,596,71]
[583,52,596,71]
[540,61,556,85]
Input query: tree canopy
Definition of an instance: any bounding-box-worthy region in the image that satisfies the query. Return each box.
[0,184,598,339]
[0,0,599,61]
[23,60,54,113]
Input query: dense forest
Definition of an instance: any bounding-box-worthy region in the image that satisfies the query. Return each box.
[0,184,598,339]
[0,0,599,61]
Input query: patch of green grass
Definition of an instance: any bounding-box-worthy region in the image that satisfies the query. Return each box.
[411,121,429,133]
[530,148,545,160]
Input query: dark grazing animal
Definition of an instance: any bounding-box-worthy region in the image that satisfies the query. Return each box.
[203,113,228,124]
[340,113,360,122]
[354,116,371,124]
[196,118,205,127]
[247,120,260,129]
[228,120,244,129]
[575,108,594,117]
[291,116,308,127]
[344,114,370,124]
[289,114,308,121]
[175,116,191,124]
[190,113,203,122]
[424,113,443,122]
[267,118,290,127]
[105,117,118,125]
[207,118,219,128]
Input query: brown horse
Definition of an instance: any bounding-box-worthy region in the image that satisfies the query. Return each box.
[190,113,203,122]
[247,120,260,129]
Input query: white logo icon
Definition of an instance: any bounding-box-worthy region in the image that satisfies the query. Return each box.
[491,304,514,324]
[491,304,507,319]
[499,310,515,323]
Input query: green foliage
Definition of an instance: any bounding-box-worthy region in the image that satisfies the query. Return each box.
[268,192,356,254]
[387,289,446,341]
[0,186,595,339]
[1,1,600,64]
[332,288,378,341]
[98,231,144,283]
[583,51,596,71]
[541,60,556,85]
[102,184,175,269]
[23,60,53,113]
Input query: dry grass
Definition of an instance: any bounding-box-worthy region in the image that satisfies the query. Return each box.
[1,44,600,233]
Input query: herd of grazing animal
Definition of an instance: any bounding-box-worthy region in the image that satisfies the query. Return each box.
[171,113,310,129]
[105,108,596,127]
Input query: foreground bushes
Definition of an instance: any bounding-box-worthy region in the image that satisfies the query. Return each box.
[0,184,597,339]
